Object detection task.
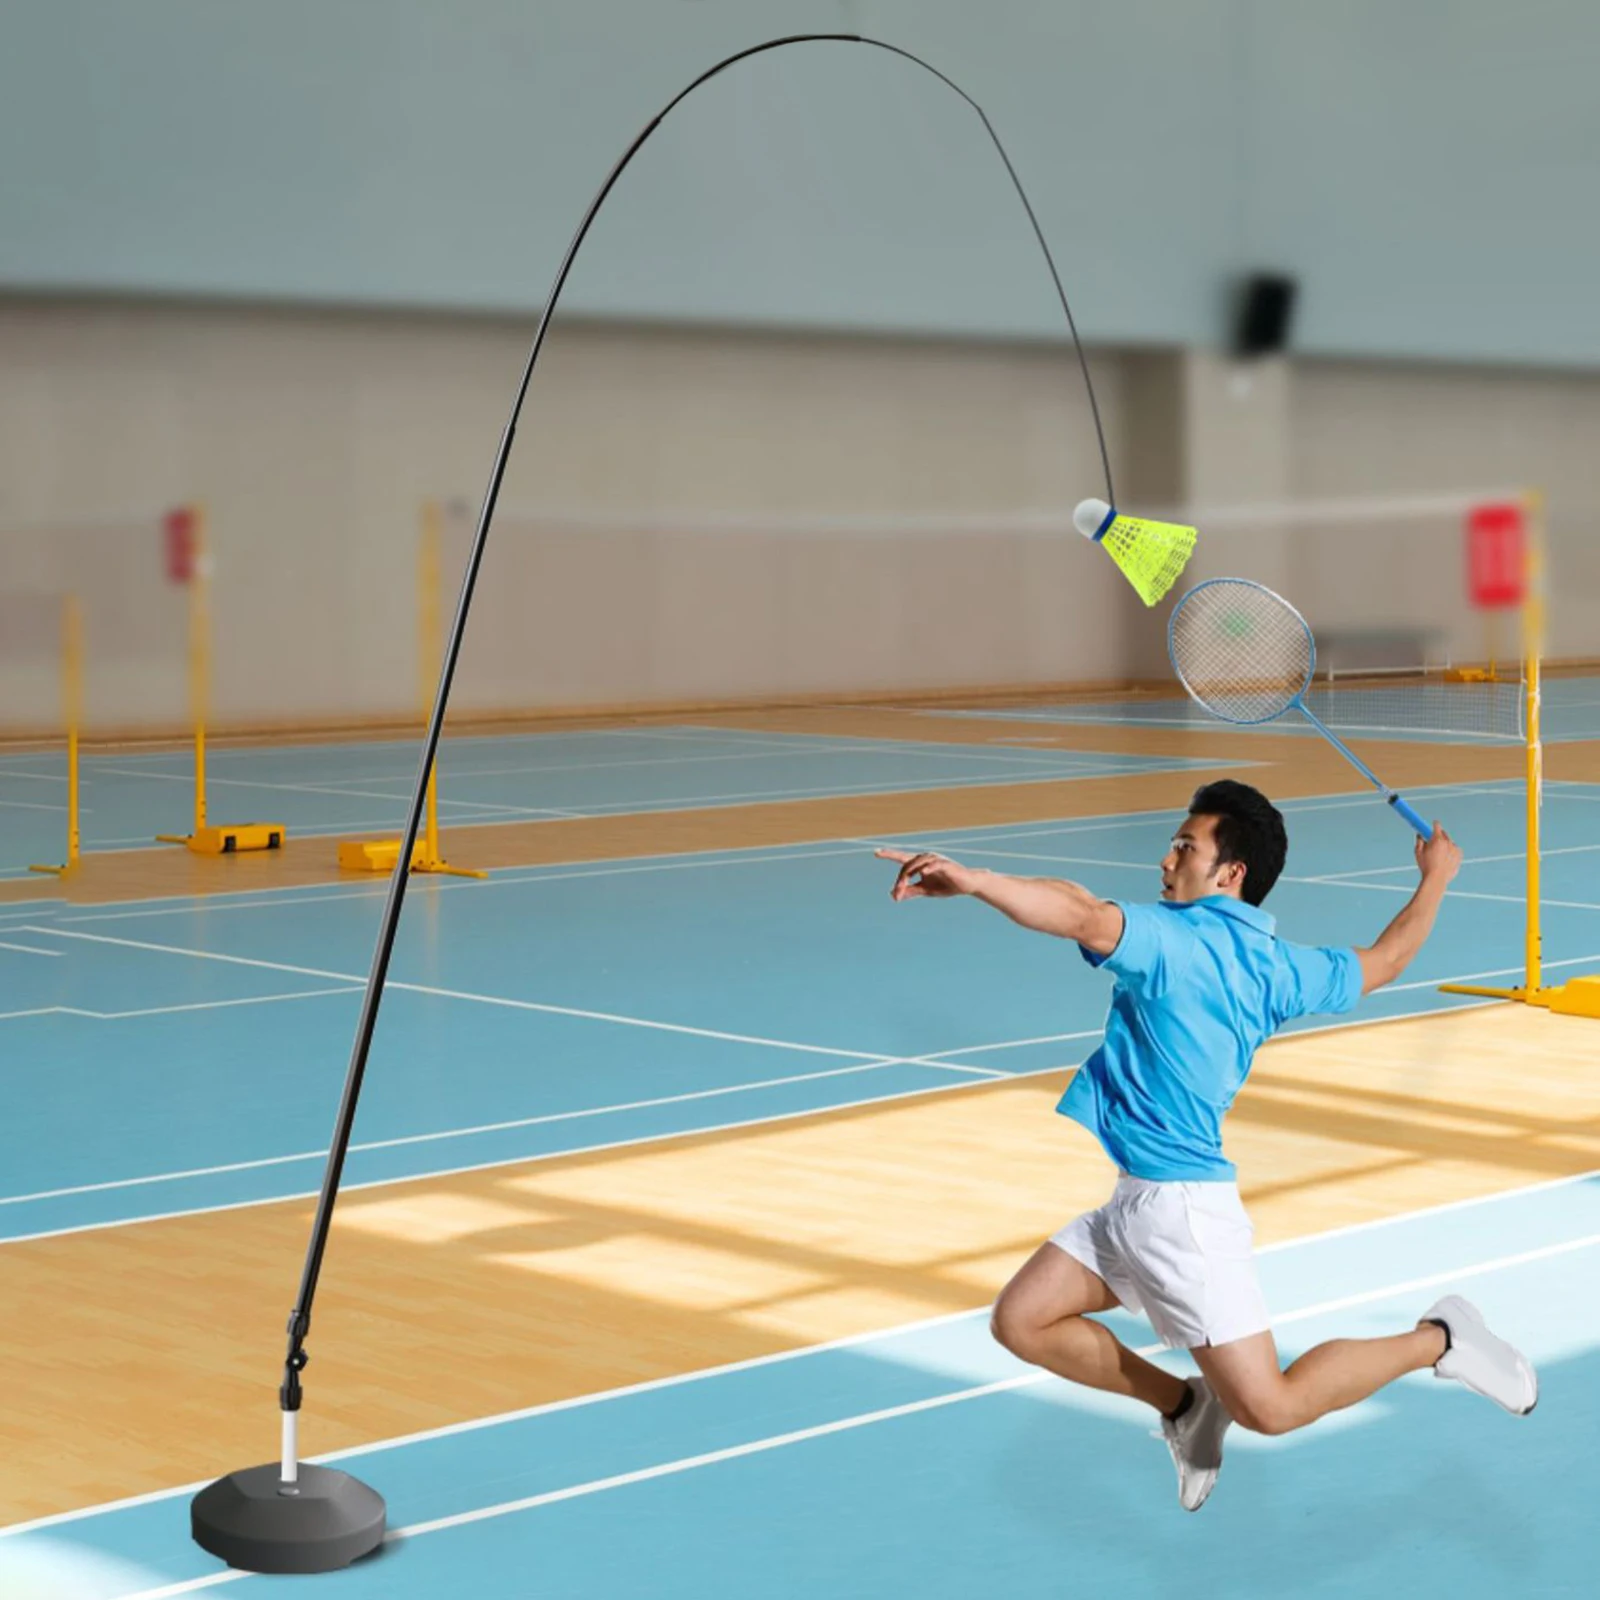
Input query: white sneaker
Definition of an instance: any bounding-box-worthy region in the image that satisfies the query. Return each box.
[1423,1296,1538,1416]
[1158,1377,1231,1512]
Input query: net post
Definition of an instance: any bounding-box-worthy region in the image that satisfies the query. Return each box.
[65,593,82,869]
[421,499,442,866]
[28,592,84,877]
[334,499,483,878]
[1523,487,1544,996]
[192,501,210,836]
[158,502,288,857]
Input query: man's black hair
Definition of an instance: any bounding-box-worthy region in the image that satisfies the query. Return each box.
[1187,780,1287,907]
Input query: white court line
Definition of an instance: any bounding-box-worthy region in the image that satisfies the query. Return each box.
[1304,842,1600,881]
[918,844,1151,873]
[14,925,913,1064]
[864,781,1527,857]
[87,768,578,807]
[0,797,74,813]
[923,709,1526,745]
[0,1054,1108,1247]
[180,726,861,767]
[10,1152,1597,1547]
[0,1046,1025,1210]
[1305,880,1600,912]
[48,760,1224,851]
[90,766,453,805]
[0,1020,1079,1207]
[440,739,1187,778]
[1380,952,1600,992]
[923,1029,1094,1058]
[936,840,1600,887]
[0,983,1549,1246]
[630,725,1065,758]
[285,736,1124,787]
[43,843,874,926]
[860,821,1557,882]
[105,1227,1600,1597]
[99,733,1195,801]
[551,763,1218,816]
[69,731,611,766]
[915,1059,1010,1079]
[38,807,582,854]
[928,710,1242,732]
[0,939,62,957]
[19,987,368,1024]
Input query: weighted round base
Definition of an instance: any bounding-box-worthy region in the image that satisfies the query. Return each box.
[191,1463,386,1574]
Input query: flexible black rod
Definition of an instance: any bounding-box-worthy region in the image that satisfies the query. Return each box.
[275,31,1116,1439]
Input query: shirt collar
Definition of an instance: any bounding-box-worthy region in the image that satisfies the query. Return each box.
[1168,894,1276,933]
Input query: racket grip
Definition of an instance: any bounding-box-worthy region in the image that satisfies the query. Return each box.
[1388,794,1433,839]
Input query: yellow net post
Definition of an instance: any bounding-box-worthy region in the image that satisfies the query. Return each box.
[1524,493,1545,996]
[1441,490,1599,1017]
[28,594,83,877]
[192,504,209,838]
[337,499,485,878]
[157,504,286,856]
[1446,598,1514,684]
[420,498,445,867]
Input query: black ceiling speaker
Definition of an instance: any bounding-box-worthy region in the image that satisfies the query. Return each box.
[1233,272,1298,358]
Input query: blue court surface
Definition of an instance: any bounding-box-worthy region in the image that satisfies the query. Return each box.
[919,673,1600,743]
[3,779,1599,1244]
[0,725,1230,878]
[3,766,1598,1597]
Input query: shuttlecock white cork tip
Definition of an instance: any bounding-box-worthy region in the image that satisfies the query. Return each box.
[1073,498,1113,539]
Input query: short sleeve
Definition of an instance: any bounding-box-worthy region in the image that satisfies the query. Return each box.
[1094,902,1198,1000]
[1279,943,1363,1019]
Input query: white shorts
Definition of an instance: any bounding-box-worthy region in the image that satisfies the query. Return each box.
[1051,1176,1271,1350]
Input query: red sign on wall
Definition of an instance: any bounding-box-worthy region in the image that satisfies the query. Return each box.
[164,507,195,584]
[1465,502,1525,610]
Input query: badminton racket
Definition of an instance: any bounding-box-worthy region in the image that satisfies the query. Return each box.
[1168,578,1434,838]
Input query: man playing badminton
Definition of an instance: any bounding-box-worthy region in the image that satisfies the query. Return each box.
[877,780,1536,1512]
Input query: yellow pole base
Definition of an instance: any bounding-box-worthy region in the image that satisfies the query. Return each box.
[1440,978,1600,1018]
[1548,976,1600,1019]
[28,861,76,877]
[337,838,487,879]
[338,838,424,873]
[157,823,286,855]
[1439,983,1526,1002]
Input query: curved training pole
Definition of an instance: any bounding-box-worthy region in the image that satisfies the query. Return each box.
[192,32,1116,1574]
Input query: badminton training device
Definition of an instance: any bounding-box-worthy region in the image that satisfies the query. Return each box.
[1074,498,1197,606]
[1168,577,1434,838]
[189,30,1132,1580]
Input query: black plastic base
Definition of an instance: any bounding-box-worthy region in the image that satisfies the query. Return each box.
[191,1463,386,1574]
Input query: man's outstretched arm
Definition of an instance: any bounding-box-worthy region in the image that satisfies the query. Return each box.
[876,848,1125,955]
[1355,825,1463,994]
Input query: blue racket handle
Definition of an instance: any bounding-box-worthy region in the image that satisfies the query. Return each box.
[1388,794,1433,839]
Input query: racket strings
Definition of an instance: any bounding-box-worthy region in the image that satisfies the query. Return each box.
[1170,583,1312,724]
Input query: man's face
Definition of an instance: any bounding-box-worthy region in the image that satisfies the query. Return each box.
[1160,813,1245,903]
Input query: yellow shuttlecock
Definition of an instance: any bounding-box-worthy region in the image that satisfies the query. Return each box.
[1073,497,1197,606]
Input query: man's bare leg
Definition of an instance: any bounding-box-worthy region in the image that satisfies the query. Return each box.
[991,1242,1189,1416]
[1195,1321,1448,1436]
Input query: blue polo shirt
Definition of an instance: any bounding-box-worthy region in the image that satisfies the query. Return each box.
[1057,896,1362,1181]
